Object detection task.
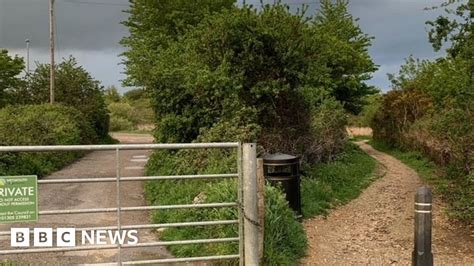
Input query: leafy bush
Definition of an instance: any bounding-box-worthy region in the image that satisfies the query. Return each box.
[0,49,25,108]
[372,55,473,222]
[107,89,155,132]
[0,104,96,177]
[109,116,134,132]
[373,56,473,173]
[10,57,110,139]
[108,102,135,131]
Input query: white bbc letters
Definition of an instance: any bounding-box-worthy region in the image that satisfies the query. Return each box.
[11,228,30,247]
[34,228,53,247]
[10,228,139,247]
[57,228,76,247]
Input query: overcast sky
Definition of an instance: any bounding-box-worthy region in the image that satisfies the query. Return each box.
[0,0,447,93]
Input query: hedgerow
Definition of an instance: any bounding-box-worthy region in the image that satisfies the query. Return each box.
[372,56,473,222]
[0,104,97,177]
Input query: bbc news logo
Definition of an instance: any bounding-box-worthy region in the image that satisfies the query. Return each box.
[11,228,138,247]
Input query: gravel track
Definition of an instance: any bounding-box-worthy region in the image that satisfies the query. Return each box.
[301,141,473,265]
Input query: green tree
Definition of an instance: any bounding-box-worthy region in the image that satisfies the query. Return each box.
[0,49,25,108]
[313,0,378,113]
[104,85,121,104]
[18,57,109,138]
[123,88,147,102]
[426,0,473,91]
[426,0,473,55]
[121,1,376,158]
[120,0,235,87]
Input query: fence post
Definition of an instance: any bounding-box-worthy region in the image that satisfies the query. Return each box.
[412,186,433,266]
[256,158,265,263]
[242,143,259,266]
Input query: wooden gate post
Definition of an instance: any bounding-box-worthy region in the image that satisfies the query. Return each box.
[242,143,259,266]
[412,186,433,266]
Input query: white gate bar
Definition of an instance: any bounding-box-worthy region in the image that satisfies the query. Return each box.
[121,254,240,265]
[0,237,239,255]
[115,148,122,265]
[0,142,239,152]
[38,173,238,184]
[237,142,244,266]
[39,202,238,215]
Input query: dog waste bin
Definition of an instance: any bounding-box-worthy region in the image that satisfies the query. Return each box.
[263,153,301,216]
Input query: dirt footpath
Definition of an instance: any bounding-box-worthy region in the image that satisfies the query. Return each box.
[301,141,474,265]
[0,133,173,265]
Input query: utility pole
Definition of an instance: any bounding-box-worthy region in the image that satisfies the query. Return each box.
[49,0,55,104]
[25,39,30,73]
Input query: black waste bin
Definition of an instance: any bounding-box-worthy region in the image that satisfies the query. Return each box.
[263,153,301,216]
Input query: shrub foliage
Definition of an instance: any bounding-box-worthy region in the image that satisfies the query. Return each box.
[0,104,97,177]
[105,88,155,132]
[122,1,377,161]
[372,1,473,221]
[10,57,110,139]
[0,49,25,108]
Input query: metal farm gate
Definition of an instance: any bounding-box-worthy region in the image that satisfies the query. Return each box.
[0,143,259,265]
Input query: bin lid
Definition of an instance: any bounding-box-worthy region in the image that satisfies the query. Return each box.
[263,153,299,165]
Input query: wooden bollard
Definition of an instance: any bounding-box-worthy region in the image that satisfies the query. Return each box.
[412,186,433,266]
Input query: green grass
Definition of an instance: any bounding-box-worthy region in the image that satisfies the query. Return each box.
[368,139,473,223]
[349,135,372,141]
[368,139,438,182]
[301,142,378,218]
[0,260,16,266]
[144,149,307,265]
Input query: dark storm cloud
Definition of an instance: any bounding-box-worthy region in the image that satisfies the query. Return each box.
[0,0,450,91]
[249,0,447,89]
[349,0,448,89]
[0,0,129,51]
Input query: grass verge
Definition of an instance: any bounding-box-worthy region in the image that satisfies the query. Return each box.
[301,142,378,218]
[369,139,473,223]
[144,149,307,265]
[348,135,372,142]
